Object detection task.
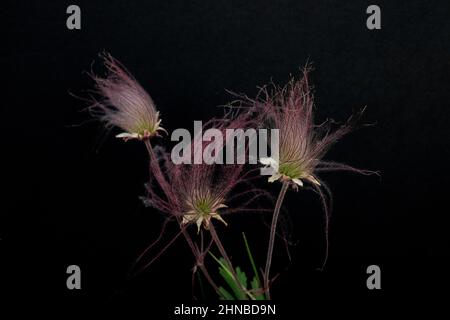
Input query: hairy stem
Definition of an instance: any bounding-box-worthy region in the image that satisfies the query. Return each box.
[144,140,172,200]
[264,180,289,299]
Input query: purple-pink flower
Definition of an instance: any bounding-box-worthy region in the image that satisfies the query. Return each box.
[257,68,375,190]
[142,113,267,234]
[88,53,166,141]
[251,68,378,295]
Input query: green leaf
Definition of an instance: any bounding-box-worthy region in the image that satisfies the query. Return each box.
[242,233,262,286]
[251,276,266,300]
[218,259,247,300]
[243,233,266,300]
[209,252,248,300]
[235,266,248,290]
[218,286,234,300]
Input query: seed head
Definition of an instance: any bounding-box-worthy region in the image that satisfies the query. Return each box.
[257,68,372,189]
[88,53,166,141]
[142,111,267,233]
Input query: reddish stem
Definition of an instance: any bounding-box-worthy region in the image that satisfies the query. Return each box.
[264,180,289,299]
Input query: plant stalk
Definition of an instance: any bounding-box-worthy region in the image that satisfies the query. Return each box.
[143,139,220,295]
[264,180,289,299]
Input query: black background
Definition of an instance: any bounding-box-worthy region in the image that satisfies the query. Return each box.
[3,0,450,315]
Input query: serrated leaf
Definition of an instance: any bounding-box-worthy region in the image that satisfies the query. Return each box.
[236,266,248,289]
[251,276,266,300]
[218,286,234,300]
[218,265,247,300]
[209,254,248,300]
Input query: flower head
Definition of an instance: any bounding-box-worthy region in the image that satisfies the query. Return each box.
[253,68,377,273]
[88,53,166,141]
[182,187,228,233]
[142,111,267,233]
[257,68,372,189]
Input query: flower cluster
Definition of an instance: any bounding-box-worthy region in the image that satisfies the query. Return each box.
[82,55,376,300]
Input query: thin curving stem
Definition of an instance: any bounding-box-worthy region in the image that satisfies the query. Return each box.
[264,180,289,299]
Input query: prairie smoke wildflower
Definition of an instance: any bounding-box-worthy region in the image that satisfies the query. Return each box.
[143,146,236,233]
[81,54,268,299]
[143,113,263,233]
[254,68,377,298]
[258,71,355,189]
[142,114,267,298]
[83,53,221,292]
[88,53,166,141]
[182,189,228,233]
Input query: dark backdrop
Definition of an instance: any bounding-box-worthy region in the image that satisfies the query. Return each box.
[3,0,450,314]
